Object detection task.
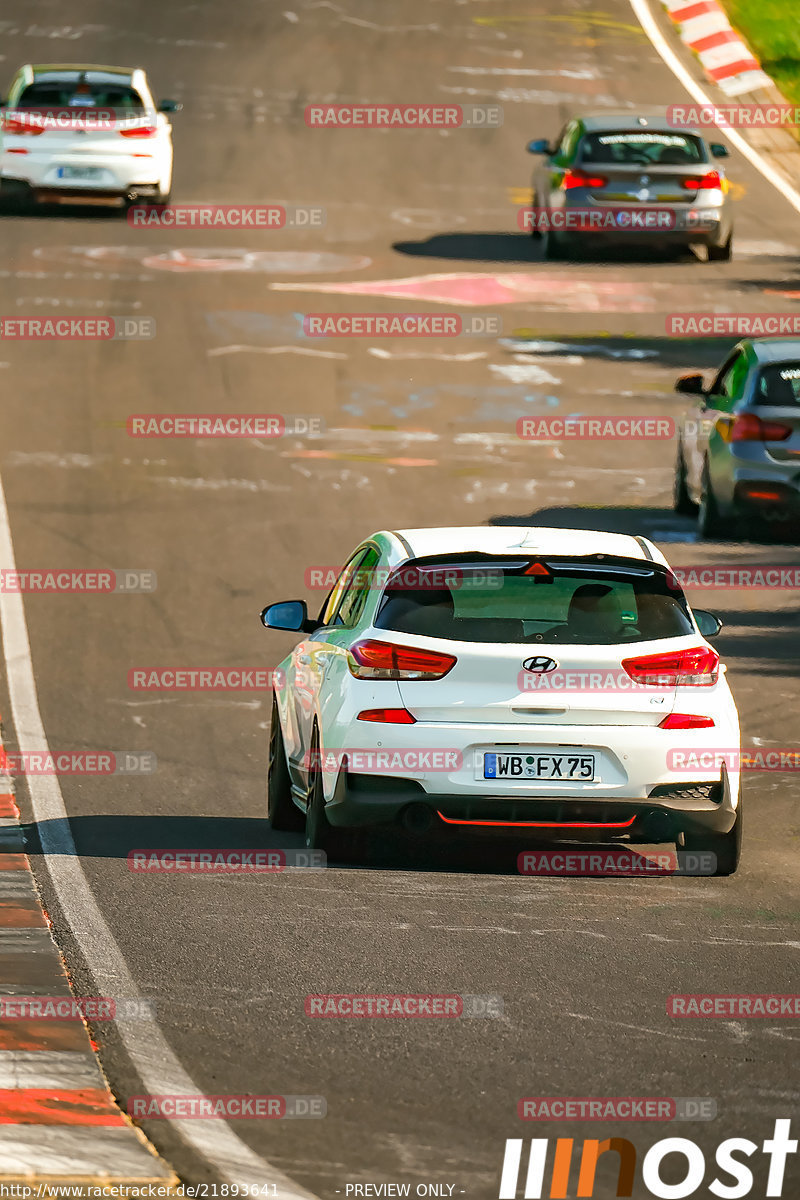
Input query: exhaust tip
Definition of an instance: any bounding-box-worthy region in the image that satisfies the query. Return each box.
[646,809,675,843]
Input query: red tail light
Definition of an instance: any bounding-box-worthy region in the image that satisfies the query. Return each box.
[119,125,157,138]
[681,170,722,191]
[357,708,416,724]
[659,713,715,729]
[562,168,608,190]
[347,639,456,681]
[722,413,792,443]
[622,646,720,687]
[2,117,45,136]
[743,488,783,502]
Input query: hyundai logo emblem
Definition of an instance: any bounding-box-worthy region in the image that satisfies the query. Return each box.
[639,174,650,185]
[522,656,558,673]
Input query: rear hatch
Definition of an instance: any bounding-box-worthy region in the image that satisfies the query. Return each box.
[392,636,680,726]
[370,554,708,725]
[3,75,156,162]
[575,129,721,206]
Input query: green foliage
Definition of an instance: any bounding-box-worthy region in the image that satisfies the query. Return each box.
[722,0,800,103]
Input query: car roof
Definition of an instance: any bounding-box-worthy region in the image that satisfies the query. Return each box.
[385,526,668,566]
[578,112,705,137]
[742,338,800,364]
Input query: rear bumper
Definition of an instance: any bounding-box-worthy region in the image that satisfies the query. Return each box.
[1,149,169,194]
[1,177,162,204]
[325,766,738,840]
[732,477,800,519]
[548,199,731,247]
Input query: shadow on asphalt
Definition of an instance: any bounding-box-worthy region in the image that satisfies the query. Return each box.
[22,814,679,877]
[503,335,738,369]
[489,504,800,546]
[392,231,696,265]
[0,200,125,220]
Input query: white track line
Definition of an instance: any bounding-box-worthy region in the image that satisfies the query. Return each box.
[0,471,316,1198]
[629,0,800,216]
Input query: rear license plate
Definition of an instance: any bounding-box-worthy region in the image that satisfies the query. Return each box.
[55,166,104,180]
[483,752,595,781]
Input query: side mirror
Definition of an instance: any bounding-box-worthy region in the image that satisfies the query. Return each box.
[527,138,551,155]
[709,143,729,158]
[675,373,706,396]
[260,600,313,632]
[694,609,723,638]
[157,99,182,114]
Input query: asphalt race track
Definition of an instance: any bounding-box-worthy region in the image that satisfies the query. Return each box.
[0,0,798,1195]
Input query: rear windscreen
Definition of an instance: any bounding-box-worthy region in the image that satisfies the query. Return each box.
[18,82,145,110]
[579,131,706,166]
[374,559,694,645]
[754,363,800,408]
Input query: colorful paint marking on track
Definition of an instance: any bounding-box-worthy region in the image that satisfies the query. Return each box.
[271,272,667,311]
[0,731,175,1182]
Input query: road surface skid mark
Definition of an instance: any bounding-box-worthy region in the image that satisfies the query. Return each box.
[0,760,176,1184]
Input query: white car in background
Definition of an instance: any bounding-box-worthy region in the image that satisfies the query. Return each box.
[0,64,180,207]
[261,527,743,874]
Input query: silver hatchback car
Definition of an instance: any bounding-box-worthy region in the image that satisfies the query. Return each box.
[527,112,734,260]
[674,338,800,538]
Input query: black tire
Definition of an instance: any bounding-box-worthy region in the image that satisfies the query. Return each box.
[673,443,697,515]
[707,235,732,262]
[0,182,31,214]
[529,193,541,239]
[304,732,350,859]
[683,798,742,876]
[542,229,566,260]
[267,699,303,831]
[697,462,729,539]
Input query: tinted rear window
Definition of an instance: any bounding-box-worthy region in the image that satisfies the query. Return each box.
[374,559,694,645]
[579,131,706,166]
[754,363,800,408]
[18,82,145,109]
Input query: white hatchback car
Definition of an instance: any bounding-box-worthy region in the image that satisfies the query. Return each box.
[0,64,178,207]
[261,527,742,874]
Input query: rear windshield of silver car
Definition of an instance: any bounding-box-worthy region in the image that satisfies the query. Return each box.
[754,363,800,407]
[374,557,694,645]
[579,131,707,166]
